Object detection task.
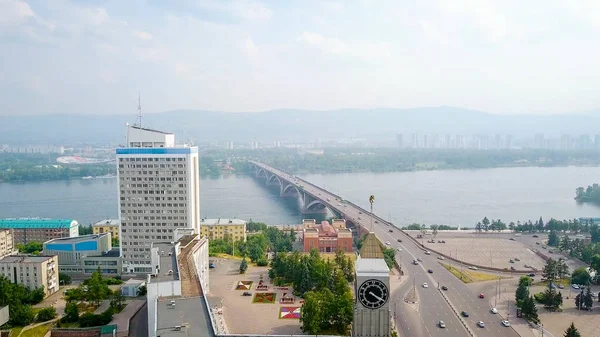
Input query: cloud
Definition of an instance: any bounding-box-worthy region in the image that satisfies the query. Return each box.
[297,32,392,63]
[242,36,259,58]
[0,0,35,27]
[198,0,272,21]
[133,30,153,41]
[561,0,600,28]
[174,63,189,76]
[435,0,513,42]
[420,20,448,45]
[323,1,344,12]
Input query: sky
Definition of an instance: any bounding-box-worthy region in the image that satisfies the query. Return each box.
[0,0,599,116]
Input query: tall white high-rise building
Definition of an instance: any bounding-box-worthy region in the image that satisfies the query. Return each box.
[116,126,200,274]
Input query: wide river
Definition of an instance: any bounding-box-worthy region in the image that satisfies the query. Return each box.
[1,166,600,227]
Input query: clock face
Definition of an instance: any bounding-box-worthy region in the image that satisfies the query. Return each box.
[357,279,389,309]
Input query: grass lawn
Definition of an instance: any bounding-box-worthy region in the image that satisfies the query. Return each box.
[11,327,24,337]
[315,252,357,262]
[442,264,503,283]
[21,322,55,337]
[534,278,570,287]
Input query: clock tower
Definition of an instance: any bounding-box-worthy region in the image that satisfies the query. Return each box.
[353,233,391,337]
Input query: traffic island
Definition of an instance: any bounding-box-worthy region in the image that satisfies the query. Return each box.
[404,287,418,304]
[442,263,503,283]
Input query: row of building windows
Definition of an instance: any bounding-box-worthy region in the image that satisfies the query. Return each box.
[121,216,188,221]
[0,266,38,271]
[85,268,117,274]
[83,260,118,266]
[120,188,187,195]
[119,158,186,162]
[123,202,187,208]
[121,223,185,228]
[119,170,186,177]
[121,209,187,215]
[121,196,185,201]
[122,235,172,241]
[119,164,186,169]
[122,183,186,189]
[122,247,150,252]
[123,177,184,182]
[127,228,173,233]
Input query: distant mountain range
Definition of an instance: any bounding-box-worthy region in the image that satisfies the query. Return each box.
[1,107,600,145]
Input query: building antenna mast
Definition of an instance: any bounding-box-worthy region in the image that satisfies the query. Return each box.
[137,92,143,128]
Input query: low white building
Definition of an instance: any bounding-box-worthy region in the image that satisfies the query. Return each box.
[0,255,59,298]
[122,279,146,297]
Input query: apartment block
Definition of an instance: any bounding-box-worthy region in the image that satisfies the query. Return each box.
[92,219,120,239]
[0,255,59,298]
[0,218,79,245]
[199,218,247,242]
[117,126,200,274]
[0,229,14,258]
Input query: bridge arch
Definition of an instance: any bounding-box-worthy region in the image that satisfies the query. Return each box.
[267,174,282,186]
[282,184,300,195]
[306,199,328,211]
[256,168,268,179]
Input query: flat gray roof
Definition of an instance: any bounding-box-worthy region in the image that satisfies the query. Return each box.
[45,233,109,244]
[153,242,178,283]
[0,255,55,264]
[199,218,246,226]
[156,297,212,337]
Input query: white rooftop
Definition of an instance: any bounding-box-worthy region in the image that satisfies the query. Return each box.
[93,219,121,227]
[355,256,389,276]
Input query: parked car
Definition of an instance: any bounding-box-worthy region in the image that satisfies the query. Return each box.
[514,257,520,261]
[509,238,515,241]
[397,239,402,242]
[572,284,580,289]
[557,284,564,289]
[437,256,445,260]
[243,292,252,296]
[479,293,485,299]
[389,229,393,233]
[461,311,469,317]
[385,241,391,245]
[413,260,419,265]
[417,258,423,262]
[533,234,539,238]
[425,251,431,255]
[469,266,478,270]
[423,283,429,288]
[491,308,498,314]
[209,262,215,269]
[441,285,448,291]
[528,273,536,277]
[397,248,402,252]
[502,320,511,327]
[428,269,434,274]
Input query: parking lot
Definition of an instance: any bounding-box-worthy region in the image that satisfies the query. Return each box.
[207,258,303,335]
[414,233,546,271]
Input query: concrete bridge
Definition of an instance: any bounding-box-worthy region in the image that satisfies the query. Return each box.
[248,160,390,234]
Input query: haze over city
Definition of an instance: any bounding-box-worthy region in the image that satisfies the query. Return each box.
[1,0,600,116]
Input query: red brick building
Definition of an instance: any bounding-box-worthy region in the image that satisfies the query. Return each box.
[302,219,353,253]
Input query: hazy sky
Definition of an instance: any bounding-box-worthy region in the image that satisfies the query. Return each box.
[1,0,599,116]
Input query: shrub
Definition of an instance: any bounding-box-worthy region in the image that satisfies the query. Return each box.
[36,307,57,322]
[533,292,546,303]
[105,277,124,285]
[256,258,269,267]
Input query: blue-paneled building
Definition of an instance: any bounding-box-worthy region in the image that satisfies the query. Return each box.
[43,233,121,275]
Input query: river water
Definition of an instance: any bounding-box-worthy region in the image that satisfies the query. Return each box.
[1,167,599,227]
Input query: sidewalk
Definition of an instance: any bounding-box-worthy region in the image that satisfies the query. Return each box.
[491,292,553,337]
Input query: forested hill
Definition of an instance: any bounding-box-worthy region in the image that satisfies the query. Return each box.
[1,107,600,145]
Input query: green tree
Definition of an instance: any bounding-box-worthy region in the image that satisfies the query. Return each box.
[28,287,45,304]
[571,267,591,286]
[521,296,539,324]
[548,231,559,246]
[542,284,562,311]
[10,304,35,326]
[59,272,72,285]
[482,217,490,232]
[584,287,594,310]
[516,282,530,305]
[110,290,126,311]
[137,285,147,296]
[63,301,80,322]
[36,307,57,322]
[542,259,558,282]
[239,257,248,274]
[86,269,110,306]
[300,290,323,334]
[248,244,264,262]
[559,235,571,251]
[590,254,600,273]
[519,276,533,287]
[564,322,582,337]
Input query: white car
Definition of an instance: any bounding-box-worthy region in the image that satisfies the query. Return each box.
[477,321,485,328]
[423,283,429,288]
[502,320,511,327]
[439,321,446,328]
[491,308,498,314]
[397,248,402,252]
[424,251,431,255]
[385,241,391,245]
[437,256,445,260]
[469,266,478,270]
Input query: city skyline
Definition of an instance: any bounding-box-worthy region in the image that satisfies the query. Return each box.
[1,0,600,116]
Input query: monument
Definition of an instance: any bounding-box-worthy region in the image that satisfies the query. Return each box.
[353,232,391,337]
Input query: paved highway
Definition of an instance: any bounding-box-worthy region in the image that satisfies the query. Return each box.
[250,161,521,337]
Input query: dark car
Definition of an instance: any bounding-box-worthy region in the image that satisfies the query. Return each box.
[441,285,448,291]
[479,293,485,299]
[533,234,539,238]
[461,311,469,317]
[389,229,393,233]
[397,239,402,242]
[242,292,252,296]
[528,273,536,277]
[209,263,215,269]
[428,269,433,273]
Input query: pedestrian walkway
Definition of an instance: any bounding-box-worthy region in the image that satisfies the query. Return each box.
[491,292,553,337]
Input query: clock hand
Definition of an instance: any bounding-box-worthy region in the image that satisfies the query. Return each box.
[369,291,384,302]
